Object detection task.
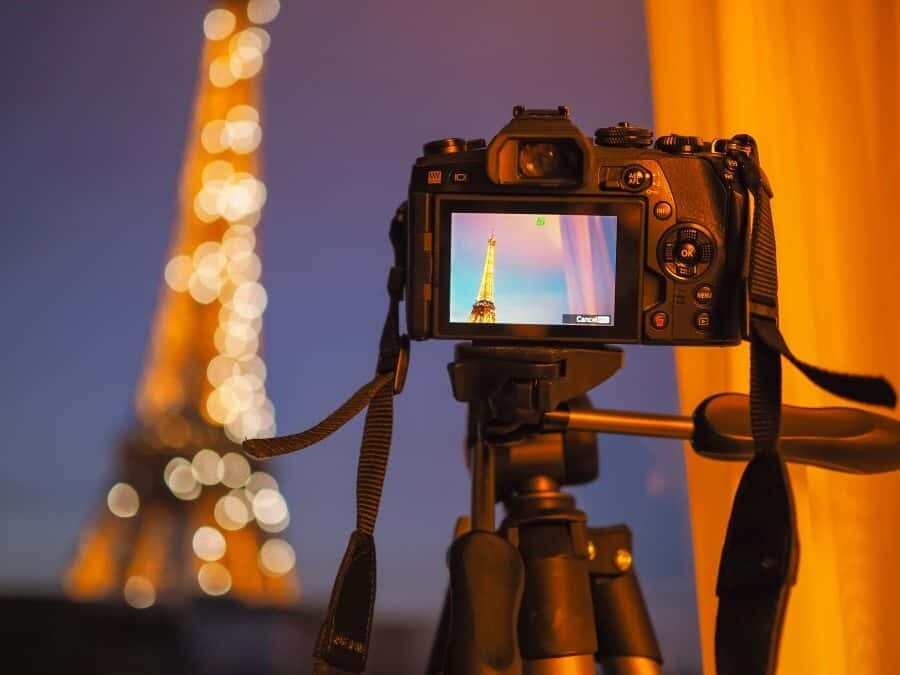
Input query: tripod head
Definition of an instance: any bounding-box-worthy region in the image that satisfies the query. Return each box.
[450,343,624,442]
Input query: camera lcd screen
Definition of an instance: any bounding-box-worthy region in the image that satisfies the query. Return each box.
[434,197,642,342]
[448,212,618,328]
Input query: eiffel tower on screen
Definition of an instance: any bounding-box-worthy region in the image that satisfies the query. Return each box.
[468,231,497,323]
[64,0,300,609]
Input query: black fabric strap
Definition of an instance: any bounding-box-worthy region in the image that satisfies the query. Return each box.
[243,373,393,460]
[714,137,895,675]
[243,205,409,674]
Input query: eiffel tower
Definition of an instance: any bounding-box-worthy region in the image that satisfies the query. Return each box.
[63,0,299,609]
[468,231,497,323]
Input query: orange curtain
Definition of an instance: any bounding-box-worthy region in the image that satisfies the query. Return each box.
[645,2,900,673]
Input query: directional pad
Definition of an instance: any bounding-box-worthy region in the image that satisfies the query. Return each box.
[661,225,714,280]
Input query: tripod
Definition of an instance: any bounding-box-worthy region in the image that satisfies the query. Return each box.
[425,344,660,675]
[425,343,900,675]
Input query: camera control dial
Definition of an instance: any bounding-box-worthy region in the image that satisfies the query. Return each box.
[594,123,653,148]
[423,138,466,156]
[660,225,714,280]
[656,134,704,154]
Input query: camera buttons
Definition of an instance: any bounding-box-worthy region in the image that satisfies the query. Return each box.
[653,201,673,220]
[694,312,712,331]
[656,134,704,154]
[423,137,466,155]
[451,170,470,184]
[594,123,653,148]
[660,225,715,280]
[622,165,652,191]
[650,311,669,330]
[695,285,713,305]
[676,241,699,263]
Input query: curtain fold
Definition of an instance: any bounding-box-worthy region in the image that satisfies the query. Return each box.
[645,2,900,673]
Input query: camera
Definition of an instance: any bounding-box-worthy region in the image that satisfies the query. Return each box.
[406,106,749,344]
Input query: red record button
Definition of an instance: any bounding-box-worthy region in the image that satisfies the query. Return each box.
[650,311,669,330]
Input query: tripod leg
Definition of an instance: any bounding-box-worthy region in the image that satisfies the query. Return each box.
[425,587,451,675]
[587,526,662,675]
[443,530,524,675]
[517,521,598,673]
[425,517,470,675]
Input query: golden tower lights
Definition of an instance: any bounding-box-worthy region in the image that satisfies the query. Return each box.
[468,232,497,323]
[64,0,298,609]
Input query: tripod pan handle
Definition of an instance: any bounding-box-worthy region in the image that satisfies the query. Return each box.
[693,393,900,474]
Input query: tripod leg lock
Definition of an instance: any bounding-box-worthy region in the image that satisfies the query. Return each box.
[443,531,525,675]
[587,526,663,665]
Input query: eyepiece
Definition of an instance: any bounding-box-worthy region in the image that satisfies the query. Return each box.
[485,108,590,186]
[517,140,580,181]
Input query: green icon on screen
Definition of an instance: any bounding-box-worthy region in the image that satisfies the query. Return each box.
[536,216,545,226]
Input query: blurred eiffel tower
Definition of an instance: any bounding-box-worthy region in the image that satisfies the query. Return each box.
[64,0,300,609]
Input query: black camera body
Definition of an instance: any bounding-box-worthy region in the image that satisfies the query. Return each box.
[406,106,750,345]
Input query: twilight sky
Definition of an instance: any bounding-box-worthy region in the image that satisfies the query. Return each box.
[0,2,700,670]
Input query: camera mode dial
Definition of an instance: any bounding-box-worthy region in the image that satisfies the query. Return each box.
[423,138,466,156]
[660,225,714,280]
[594,122,653,148]
[656,134,704,154]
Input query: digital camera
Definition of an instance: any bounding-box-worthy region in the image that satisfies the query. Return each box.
[406,106,751,345]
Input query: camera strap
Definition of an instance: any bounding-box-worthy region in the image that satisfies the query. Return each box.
[243,205,410,675]
[714,136,896,675]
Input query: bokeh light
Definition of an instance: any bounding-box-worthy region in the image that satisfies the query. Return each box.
[201,161,234,184]
[252,488,287,526]
[192,449,224,485]
[164,255,193,292]
[201,107,263,156]
[215,491,252,531]
[107,483,139,518]
[203,9,237,41]
[198,562,232,596]
[247,0,281,25]
[195,171,267,224]
[259,538,295,576]
[244,471,277,499]
[222,225,256,255]
[209,56,238,88]
[192,526,227,562]
[188,272,220,304]
[226,250,262,284]
[164,457,201,500]
[232,281,267,320]
[124,576,156,609]
[201,119,229,154]
[227,30,270,81]
[221,452,251,488]
[228,120,262,154]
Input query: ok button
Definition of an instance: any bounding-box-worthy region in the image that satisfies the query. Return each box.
[677,242,698,263]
